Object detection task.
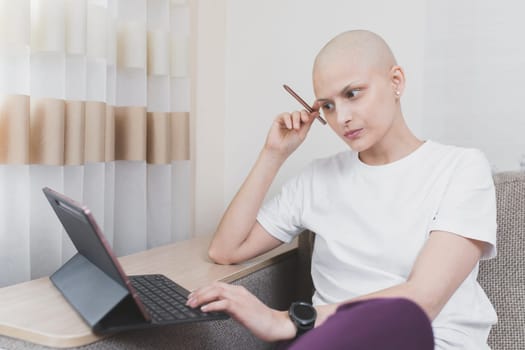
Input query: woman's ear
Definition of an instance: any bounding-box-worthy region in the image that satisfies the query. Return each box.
[390,65,405,96]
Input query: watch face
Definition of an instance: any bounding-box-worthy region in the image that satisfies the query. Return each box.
[293,302,316,321]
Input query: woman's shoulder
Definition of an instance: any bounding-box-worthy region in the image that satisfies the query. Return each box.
[426,141,492,180]
[426,140,489,163]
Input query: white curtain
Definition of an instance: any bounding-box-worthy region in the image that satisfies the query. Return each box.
[0,0,192,287]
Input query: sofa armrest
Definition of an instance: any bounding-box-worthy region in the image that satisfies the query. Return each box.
[478,171,525,349]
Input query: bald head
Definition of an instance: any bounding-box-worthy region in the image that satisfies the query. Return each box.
[314,30,397,76]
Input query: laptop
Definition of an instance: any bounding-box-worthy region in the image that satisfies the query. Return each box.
[43,187,228,334]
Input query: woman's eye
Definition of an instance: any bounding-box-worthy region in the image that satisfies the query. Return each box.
[321,103,334,111]
[346,89,361,99]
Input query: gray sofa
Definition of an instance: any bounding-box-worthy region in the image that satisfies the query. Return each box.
[0,171,522,349]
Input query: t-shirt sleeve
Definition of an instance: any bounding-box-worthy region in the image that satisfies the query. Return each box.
[256,170,307,244]
[429,149,497,259]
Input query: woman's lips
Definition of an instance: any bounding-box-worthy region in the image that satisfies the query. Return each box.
[344,128,363,139]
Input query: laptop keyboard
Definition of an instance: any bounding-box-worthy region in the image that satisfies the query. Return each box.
[130,274,223,323]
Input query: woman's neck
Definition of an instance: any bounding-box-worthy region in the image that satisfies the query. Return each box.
[359,117,422,166]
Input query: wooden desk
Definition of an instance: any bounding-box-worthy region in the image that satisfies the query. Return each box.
[0,235,297,349]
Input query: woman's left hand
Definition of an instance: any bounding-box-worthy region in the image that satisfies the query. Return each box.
[186,281,296,342]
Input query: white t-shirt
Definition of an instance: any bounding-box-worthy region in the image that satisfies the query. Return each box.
[257,140,497,350]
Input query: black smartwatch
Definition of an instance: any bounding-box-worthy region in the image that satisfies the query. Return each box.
[288,301,317,338]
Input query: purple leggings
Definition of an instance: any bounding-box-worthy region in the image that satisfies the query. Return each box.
[278,298,434,350]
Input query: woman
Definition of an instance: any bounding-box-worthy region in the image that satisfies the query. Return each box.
[187,30,497,349]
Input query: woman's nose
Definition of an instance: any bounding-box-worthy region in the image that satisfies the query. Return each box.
[336,105,352,126]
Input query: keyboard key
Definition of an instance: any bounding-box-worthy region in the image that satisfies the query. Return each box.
[130,274,223,323]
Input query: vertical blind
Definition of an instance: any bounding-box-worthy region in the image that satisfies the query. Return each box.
[0,0,192,287]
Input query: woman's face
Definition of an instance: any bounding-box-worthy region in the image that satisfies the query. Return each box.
[313,55,401,155]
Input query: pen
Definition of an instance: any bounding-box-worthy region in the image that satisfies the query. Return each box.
[283,84,327,125]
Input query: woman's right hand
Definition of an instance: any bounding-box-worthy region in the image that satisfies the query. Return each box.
[187,282,296,342]
[264,108,319,160]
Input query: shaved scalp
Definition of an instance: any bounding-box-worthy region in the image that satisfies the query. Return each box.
[314,30,397,75]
